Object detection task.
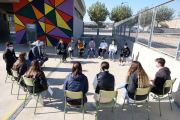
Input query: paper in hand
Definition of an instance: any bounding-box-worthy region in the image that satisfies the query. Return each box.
[48,86,53,96]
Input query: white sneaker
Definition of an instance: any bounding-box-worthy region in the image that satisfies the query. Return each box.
[91,102,96,108]
[113,59,115,62]
[98,56,101,59]
[94,55,96,58]
[87,55,89,58]
[119,62,121,66]
[121,63,124,66]
[101,57,104,60]
[120,97,128,104]
[39,95,44,106]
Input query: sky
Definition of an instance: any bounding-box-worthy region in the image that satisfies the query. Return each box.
[83,0,180,23]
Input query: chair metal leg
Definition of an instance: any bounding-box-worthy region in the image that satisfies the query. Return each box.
[158,97,162,116]
[147,102,150,120]
[132,105,134,120]
[17,85,20,100]
[122,97,126,109]
[55,54,57,61]
[168,94,173,110]
[34,94,40,114]
[47,91,52,103]
[5,74,8,83]
[23,93,28,108]
[11,81,14,95]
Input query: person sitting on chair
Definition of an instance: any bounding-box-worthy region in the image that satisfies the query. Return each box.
[119,43,130,66]
[12,52,28,85]
[3,42,18,75]
[98,38,108,60]
[77,39,84,57]
[57,39,68,63]
[92,61,115,108]
[67,39,75,59]
[25,60,49,105]
[116,61,150,104]
[150,58,171,100]
[63,62,89,105]
[88,38,96,58]
[32,40,48,66]
[109,40,117,62]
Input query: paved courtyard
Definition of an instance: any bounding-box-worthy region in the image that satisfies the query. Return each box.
[0,44,180,120]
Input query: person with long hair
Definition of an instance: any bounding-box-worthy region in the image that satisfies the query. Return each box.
[56,39,68,62]
[116,61,150,103]
[109,40,117,62]
[12,52,28,82]
[63,62,89,105]
[25,60,48,105]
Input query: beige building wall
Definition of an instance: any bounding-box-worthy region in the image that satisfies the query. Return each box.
[165,18,180,28]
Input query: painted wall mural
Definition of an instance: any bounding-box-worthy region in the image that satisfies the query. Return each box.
[13,0,74,46]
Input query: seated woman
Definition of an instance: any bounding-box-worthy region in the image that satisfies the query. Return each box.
[63,62,89,105]
[25,60,48,105]
[78,39,84,57]
[116,61,150,103]
[57,39,68,62]
[109,40,117,62]
[12,52,28,83]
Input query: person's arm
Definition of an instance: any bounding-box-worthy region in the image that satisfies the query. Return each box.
[109,45,111,51]
[3,52,12,64]
[93,42,96,49]
[84,76,89,94]
[127,48,130,56]
[77,44,80,49]
[39,71,48,90]
[93,75,98,90]
[126,74,136,93]
[106,43,108,52]
[153,72,162,87]
[63,75,69,91]
[115,45,117,52]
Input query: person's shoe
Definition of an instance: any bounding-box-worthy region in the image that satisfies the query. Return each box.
[91,102,96,108]
[98,56,101,59]
[110,59,112,61]
[121,63,124,66]
[101,57,104,60]
[87,55,89,58]
[113,59,115,62]
[120,97,128,104]
[94,55,96,58]
[39,95,44,106]
[119,62,122,66]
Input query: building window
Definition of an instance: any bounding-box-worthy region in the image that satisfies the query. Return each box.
[74,7,83,20]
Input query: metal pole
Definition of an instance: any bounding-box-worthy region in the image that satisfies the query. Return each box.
[175,35,180,59]
[124,22,126,36]
[148,7,157,48]
[129,19,132,38]
[136,14,141,43]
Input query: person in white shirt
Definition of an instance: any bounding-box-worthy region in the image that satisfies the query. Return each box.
[109,40,117,62]
[98,38,108,60]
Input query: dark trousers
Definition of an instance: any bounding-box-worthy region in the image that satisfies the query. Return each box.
[98,48,106,57]
[79,49,84,56]
[38,57,48,66]
[119,54,126,62]
[68,100,81,105]
[69,50,74,58]
[57,52,67,60]
[6,64,13,75]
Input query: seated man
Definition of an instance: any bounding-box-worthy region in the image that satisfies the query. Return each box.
[88,38,96,58]
[92,61,115,107]
[3,42,18,75]
[32,40,48,66]
[119,43,130,66]
[150,58,171,99]
[67,39,75,59]
[98,38,108,60]
[77,39,84,57]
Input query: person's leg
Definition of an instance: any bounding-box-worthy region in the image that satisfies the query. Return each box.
[109,51,112,59]
[88,48,90,55]
[119,54,123,62]
[44,56,48,62]
[93,48,96,55]
[98,49,102,57]
[112,52,115,60]
[122,55,125,63]
[80,49,84,56]
[102,49,106,57]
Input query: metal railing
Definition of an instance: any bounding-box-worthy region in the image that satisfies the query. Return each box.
[113,0,180,59]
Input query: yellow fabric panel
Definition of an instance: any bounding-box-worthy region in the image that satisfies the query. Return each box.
[44,3,54,15]
[55,10,71,31]
[14,14,25,27]
[38,21,45,32]
[46,37,53,46]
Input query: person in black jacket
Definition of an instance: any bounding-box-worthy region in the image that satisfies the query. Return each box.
[12,52,28,83]
[119,43,130,66]
[150,58,171,98]
[25,60,48,105]
[116,61,150,104]
[3,42,18,75]
[56,39,68,62]
[92,61,115,107]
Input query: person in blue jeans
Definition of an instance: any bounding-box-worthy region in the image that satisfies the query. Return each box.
[88,38,96,58]
[109,40,117,62]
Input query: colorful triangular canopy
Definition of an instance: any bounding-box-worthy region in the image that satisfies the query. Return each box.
[45,3,54,15]
[31,4,44,20]
[16,15,36,25]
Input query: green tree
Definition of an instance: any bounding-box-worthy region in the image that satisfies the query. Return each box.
[155,5,175,27]
[137,6,153,30]
[109,5,133,23]
[87,1,109,35]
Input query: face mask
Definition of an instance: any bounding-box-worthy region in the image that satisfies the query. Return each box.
[156,65,158,68]
[91,41,93,43]
[112,42,115,44]
[37,44,40,47]
[9,47,13,51]
[26,56,29,60]
[60,41,63,43]
[124,46,127,48]
[102,41,104,42]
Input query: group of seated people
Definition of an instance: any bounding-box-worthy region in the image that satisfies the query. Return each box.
[63,58,171,106]
[3,41,49,105]
[56,38,131,66]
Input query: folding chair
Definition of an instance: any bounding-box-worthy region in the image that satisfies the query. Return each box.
[5,73,12,83]
[22,76,52,114]
[64,90,85,120]
[11,69,25,99]
[153,78,176,116]
[96,90,118,120]
[122,87,151,120]
[55,46,63,62]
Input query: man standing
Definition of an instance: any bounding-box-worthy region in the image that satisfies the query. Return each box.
[32,40,48,66]
[88,38,96,58]
[119,43,130,66]
[3,42,18,75]
[98,38,108,60]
